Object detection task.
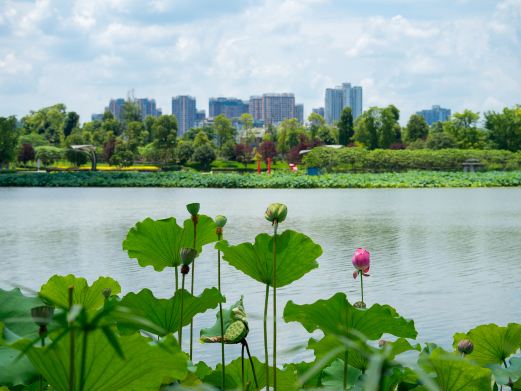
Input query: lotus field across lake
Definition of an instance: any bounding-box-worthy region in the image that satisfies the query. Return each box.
[1,203,520,391]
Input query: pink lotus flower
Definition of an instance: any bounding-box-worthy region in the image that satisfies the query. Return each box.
[352,248,370,279]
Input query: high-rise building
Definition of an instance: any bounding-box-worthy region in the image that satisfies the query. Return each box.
[91,113,104,122]
[209,97,249,119]
[249,96,263,121]
[136,98,161,118]
[262,93,295,125]
[195,110,206,127]
[172,95,197,135]
[295,104,304,124]
[416,105,451,125]
[350,86,363,120]
[324,82,363,124]
[312,107,325,117]
[325,88,343,124]
[107,98,125,121]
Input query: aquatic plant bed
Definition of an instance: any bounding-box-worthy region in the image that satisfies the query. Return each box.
[1,170,521,188]
[1,202,520,390]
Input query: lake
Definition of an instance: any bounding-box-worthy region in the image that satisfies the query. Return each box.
[0,187,520,365]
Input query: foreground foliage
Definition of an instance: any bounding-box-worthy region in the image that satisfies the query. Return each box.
[1,203,520,391]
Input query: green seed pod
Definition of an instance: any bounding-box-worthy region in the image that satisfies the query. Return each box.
[186,203,200,216]
[180,247,197,266]
[215,215,227,228]
[264,203,288,225]
[224,320,249,344]
[31,305,54,327]
[457,339,474,355]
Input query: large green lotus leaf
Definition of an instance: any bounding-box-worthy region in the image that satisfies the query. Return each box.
[0,322,39,387]
[203,356,299,391]
[216,230,322,287]
[39,275,121,311]
[284,292,417,340]
[489,357,521,386]
[420,347,492,391]
[0,288,44,337]
[200,297,244,343]
[453,323,521,366]
[119,288,223,336]
[123,216,217,271]
[320,358,363,390]
[282,361,322,389]
[16,329,187,391]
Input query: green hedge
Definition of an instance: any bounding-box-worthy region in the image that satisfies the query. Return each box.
[1,170,521,188]
[302,147,521,172]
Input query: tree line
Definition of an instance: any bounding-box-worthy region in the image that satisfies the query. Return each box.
[1,99,520,170]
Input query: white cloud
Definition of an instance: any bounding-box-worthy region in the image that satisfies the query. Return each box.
[0,0,519,122]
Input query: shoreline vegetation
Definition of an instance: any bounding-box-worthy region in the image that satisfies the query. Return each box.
[1,170,521,188]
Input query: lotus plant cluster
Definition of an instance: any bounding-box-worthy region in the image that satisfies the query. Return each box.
[0,203,520,391]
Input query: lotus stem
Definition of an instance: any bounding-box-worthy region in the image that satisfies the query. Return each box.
[343,351,348,390]
[272,222,278,391]
[39,332,45,391]
[264,283,269,391]
[175,266,179,292]
[190,214,198,361]
[179,273,186,346]
[79,331,88,391]
[243,339,259,390]
[217,231,226,390]
[360,273,364,304]
[241,342,245,391]
[68,286,75,391]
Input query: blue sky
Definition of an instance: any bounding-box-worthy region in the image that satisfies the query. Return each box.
[0,0,520,123]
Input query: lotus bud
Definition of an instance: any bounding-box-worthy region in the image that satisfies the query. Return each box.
[180,247,197,266]
[31,306,54,327]
[186,203,200,217]
[378,339,388,348]
[102,288,112,299]
[353,301,366,309]
[181,264,190,275]
[215,215,227,228]
[264,203,288,225]
[457,339,474,355]
[352,248,370,276]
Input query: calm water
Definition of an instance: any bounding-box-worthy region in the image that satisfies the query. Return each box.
[0,187,520,365]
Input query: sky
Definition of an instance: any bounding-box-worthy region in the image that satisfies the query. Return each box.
[0,0,520,123]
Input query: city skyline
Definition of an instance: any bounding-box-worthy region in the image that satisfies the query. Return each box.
[0,0,520,123]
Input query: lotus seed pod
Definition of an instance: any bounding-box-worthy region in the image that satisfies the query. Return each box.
[180,247,197,266]
[215,215,227,228]
[102,288,112,299]
[31,305,54,327]
[224,320,249,344]
[353,301,366,309]
[264,203,288,225]
[186,203,200,216]
[457,339,474,355]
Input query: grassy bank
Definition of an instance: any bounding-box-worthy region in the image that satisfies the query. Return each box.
[1,170,521,188]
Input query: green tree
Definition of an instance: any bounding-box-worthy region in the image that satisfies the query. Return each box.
[317,125,337,145]
[125,121,146,153]
[444,110,486,149]
[485,106,521,151]
[214,114,236,148]
[338,107,354,145]
[63,111,80,138]
[426,132,457,150]
[353,107,379,149]
[21,104,67,145]
[152,115,177,162]
[194,130,212,148]
[405,114,429,143]
[239,113,253,130]
[121,101,142,123]
[192,144,216,170]
[34,146,64,166]
[175,141,194,165]
[0,116,19,169]
[308,112,325,140]
[109,139,134,167]
[220,140,237,160]
[380,105,401,148]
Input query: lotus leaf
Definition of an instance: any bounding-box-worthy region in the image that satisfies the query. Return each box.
[489,357,521,386]
[123,216,217,271]
[284,292,417,340]
[419,347,492,391]
[0,288,45,337]
[39,275,121,311]
[119,288,223,336]
[216,230,322,287]
[453,323,521,366]
[15,329,187,391]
